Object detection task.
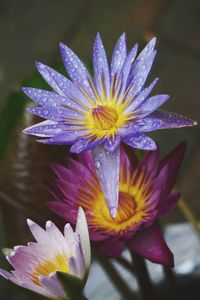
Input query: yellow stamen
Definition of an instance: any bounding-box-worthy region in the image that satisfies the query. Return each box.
[92,105,118,130]
[32,254,69,286]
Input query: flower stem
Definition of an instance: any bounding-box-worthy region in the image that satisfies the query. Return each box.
[130,252,158,300]
[163,266,183,300]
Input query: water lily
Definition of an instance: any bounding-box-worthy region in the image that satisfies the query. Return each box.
[23,33,196,217]
[0,207,90,300]
[47,142,187,266]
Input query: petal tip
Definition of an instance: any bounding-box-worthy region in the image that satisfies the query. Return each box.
[110,207,117,219]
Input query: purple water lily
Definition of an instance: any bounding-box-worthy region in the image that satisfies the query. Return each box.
[23,33,196,217]
[47,142,186,265]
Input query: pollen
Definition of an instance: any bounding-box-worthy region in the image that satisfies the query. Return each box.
[32,254,69,286]
[92,105,118,130]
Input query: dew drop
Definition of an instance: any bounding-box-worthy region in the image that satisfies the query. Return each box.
[95,160,101,169]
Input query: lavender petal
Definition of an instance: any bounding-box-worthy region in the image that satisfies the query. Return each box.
[123,132,157,150]
[92,144,120,218]
[93,33,110,99]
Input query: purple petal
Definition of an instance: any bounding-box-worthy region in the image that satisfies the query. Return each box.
[119,43,138,97]
[146,109,197,129]
[136,94,170,117]
[23,120,68,137]
[37,131,83,145]
[93,33,110,99]
[27,219,47,243]
[127,50,157,99]
[39,273,65,298]
[127,37,157,95]
[91,144,120,218]
[110,33,127,78]
[70,138,104,154]
[128,222,174,266]
[123,132,157,150]
[35,63,92,106]
[104,136,121,153]
[157,141,187,196]
[101,239,125,258]
[59,43,95,99]
[126,78,159,112]
[157,192,180,217]
[27,106,66,121]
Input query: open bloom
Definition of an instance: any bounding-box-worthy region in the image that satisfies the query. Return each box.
[47,142,186,266]
[23,33,196,217]
[0,208,91,300]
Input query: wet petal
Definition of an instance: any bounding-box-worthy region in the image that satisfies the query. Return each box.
[104,136,121,153]
[93,33,110,99]
[23,120,69,137]
[59,43,94,99]
[37,131,84,145]
[123,132,157,150]
[119,43,138,97]
[110,33,127,78]
[70,138,104,154]
[128,222,174,266]
[127,50,157,99]
[91,144,120,218]
[126,78,159,112]
[35,62,92,106]
[146,109,197,129]
[137,94,170,117]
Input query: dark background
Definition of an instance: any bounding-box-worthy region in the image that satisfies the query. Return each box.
[0,0,199,299]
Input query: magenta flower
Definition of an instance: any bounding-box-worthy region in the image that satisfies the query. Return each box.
[47,143,187,266]
[0,208,91,299]
[23,33,196,217]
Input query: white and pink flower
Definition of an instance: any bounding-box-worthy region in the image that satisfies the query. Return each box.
[0,207,90,299]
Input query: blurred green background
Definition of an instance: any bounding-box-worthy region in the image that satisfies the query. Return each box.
[0,0,199,299]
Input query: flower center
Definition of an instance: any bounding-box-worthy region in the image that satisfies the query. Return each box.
[32,254,69,286]
[92,105,118,130]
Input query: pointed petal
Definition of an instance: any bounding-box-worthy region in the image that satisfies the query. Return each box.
[27,106,66,121]
[123,132,157,150]
[76,207,91,273]
[59,43,94,99]
[23,120,68,137]
[119,43,138,96]
[104,136,121,153]
[126,78,159,112]
[35,62,92,106]
[27,219,48,243]
[137,94,170,117]
[101,239,125,258]
[127,50,157,99]
[39,273,65,298]
[128,222,174,266]
[91,144,120,218]
[157,192,180,217]
[146,109,197,130]
[157,141,187,196]
[70,138,104,153]
[110,33,127,77]
[37,131,85,145]
[93,33,110,99]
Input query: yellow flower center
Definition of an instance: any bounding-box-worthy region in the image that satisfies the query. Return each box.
[92,105,118,130]
[32,254,69,286]
[78,169,152,234]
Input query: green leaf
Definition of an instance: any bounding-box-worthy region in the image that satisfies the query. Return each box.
[57,272,88,300]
